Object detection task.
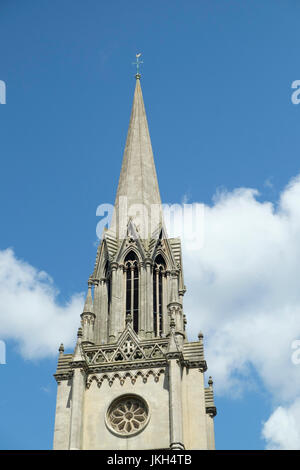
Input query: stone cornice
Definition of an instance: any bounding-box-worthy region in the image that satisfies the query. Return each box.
[53,371,73,382]
[53,356,207,381]
[88,359,167,374]
[182,359,207,372]
[70,360,88,373]
[165,351,182,361]
[54,358,169,381]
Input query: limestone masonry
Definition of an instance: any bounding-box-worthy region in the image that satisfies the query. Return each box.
[53,76,217,450]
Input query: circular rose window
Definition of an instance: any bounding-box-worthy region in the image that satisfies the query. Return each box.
[107,395,149,436]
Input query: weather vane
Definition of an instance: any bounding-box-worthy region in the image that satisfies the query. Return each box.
[133,53,143,78]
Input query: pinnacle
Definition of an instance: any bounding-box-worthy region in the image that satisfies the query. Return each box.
[83,283,94,314]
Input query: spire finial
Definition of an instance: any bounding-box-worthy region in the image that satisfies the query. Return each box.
[133,53,143,79]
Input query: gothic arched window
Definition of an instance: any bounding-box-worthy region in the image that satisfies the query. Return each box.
[153,254,166,337]
[124,252,139,333]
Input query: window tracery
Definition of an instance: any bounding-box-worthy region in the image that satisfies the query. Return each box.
[107,395,148,435]
[125,252,139,333]
[153,254,166,337]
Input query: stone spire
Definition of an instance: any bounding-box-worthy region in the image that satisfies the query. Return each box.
[110,76,163,241]
[53,67,217,451]
[80,280,95,344]
[82,280,94,314]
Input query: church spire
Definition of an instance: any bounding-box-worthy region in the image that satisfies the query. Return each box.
[110,72,162,240]
[53,64,217,451]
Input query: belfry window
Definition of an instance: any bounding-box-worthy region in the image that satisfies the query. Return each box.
[125,252,139,333]
[153,254,165,337]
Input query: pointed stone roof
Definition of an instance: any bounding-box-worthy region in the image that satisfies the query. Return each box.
[110,77,163,241]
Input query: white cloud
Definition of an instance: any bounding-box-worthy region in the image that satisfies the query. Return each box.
[262,398,300,449]
[174,174,300,448]
[2,173,300,447]
[0,248,84,359]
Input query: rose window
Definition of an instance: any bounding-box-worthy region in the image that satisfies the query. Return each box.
[107,396,149,436]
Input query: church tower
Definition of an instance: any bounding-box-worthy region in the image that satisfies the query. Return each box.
[53,71,217,450]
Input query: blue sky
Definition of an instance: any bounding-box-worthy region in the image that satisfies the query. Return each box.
[1,0,300,449]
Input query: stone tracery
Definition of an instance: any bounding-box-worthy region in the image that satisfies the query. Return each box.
[107,396,148,435]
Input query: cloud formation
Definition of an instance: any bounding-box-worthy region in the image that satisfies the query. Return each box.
[262,398,300,449]
[178,174,300,449]
[1,173,300,447]
[0,249,83,359]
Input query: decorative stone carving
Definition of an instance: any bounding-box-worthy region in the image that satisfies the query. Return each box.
[84,332,169,365]
[106,395,149,436]
[86,368,165,389]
